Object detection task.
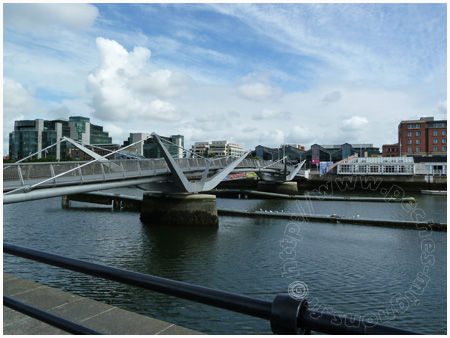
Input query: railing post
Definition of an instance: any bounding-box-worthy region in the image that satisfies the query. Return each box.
[137,160,142,176]
[50,164,57,187]
[77,164,83,183]
[101,163,106,181]
[17,165,25,187]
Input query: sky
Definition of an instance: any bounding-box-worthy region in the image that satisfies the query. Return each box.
[2,2,447,156]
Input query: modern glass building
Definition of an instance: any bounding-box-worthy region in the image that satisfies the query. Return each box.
[9,116,112,161]
[123,133,184,159]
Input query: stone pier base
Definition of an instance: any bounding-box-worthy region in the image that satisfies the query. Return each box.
[257,181,298,195]
[140,193,219,227]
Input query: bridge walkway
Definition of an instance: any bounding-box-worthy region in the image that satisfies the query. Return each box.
[3,158,288,193]
[3,273,202,335]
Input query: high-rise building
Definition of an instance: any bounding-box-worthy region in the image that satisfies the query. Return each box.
[69,116,112,145]
[9,116,112,161]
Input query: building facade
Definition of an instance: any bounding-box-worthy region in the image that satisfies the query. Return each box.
[68,116,112,145]
[9,116,112,161]
[398,117,447,157]
[382,143,400,157]
[123,134,184,159]
[192,140,244,158]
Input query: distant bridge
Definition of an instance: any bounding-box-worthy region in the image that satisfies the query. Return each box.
[3,134,308,204]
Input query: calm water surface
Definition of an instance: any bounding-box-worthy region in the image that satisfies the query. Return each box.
[3,188,447,334]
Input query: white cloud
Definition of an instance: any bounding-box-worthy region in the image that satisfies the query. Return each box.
[87,37,191,123]
[252,109,291,120]
[3,78,36,154]
[4,3,99,33]
[286,126,315,145]
[340,116,369,131]
[322,91,341,104]
[236,72,283,102]
[103,124,126,144]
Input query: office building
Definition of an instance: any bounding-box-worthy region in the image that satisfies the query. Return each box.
[385,117,447,157]
[192,140,244,158]
[123,134,184,159]
[9,116,112,161]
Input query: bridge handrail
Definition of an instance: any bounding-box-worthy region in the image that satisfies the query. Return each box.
[3,243,421,335]
[3,158,306,194]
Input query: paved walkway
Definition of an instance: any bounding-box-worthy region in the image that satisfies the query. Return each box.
[3,273,202,335]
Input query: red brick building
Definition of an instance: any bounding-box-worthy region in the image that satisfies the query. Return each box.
[382,143,400,157]
[398,117,447,156]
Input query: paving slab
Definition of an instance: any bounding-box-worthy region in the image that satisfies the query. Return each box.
[3,273,203,335]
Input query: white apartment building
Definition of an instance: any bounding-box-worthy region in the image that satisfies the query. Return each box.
[192,140,244,158]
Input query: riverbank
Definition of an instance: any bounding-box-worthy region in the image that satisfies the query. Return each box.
[217,174,447,192]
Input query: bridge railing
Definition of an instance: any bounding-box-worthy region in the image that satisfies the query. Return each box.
[3,243,421,335]
[3,158,296,192]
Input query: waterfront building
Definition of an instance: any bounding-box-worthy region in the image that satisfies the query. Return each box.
[397,116,447,157]
[192,142,212,157]
[65,144,123,161]
[192,140,244,158]
[123,134,184,159]
[382,143,400,157]
[9,116,112,161]
[320,144,380,158]
[69,116,112,145]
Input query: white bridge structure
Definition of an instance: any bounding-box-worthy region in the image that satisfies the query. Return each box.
[4,133,308,204]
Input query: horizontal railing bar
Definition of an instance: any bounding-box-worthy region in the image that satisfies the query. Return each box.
[3,243,422,335]
[3,296,103,335]
[3,243,273,321]
[301,309,421,335]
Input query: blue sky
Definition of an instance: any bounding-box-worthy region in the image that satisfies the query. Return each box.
[3,3,447,155]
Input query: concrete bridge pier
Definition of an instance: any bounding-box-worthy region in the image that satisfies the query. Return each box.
[140,193,219,227]
[257,181,298,195]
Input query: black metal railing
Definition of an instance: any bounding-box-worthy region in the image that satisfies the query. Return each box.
[3,243,422,335]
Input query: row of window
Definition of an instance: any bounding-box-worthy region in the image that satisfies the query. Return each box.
[407,138,446,144]
[406,146,447,152]
[406,130,447,136]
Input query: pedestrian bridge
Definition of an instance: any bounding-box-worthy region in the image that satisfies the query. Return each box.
[3,134,308,204]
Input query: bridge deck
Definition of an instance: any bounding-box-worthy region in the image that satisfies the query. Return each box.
[3,273,202,335]
[4,158,300,193]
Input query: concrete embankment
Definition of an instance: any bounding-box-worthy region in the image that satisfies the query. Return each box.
[207,189,417,203]
[217,208,446,232]
[296,173,447,192]
[3,273,202,335]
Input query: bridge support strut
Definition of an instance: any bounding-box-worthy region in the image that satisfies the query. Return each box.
[140,193,219,227]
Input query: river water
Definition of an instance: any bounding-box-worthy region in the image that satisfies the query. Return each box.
[3,187,447,334]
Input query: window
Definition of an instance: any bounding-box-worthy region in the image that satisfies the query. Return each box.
[433,131,438,136]
[384,165,395,173]
[407,131,412,137]
[407,147,412,152]
[433,139,438,144]
[416,147,421,152]
[443,131,447,136]
[433,146,438,151]
[407,139,412,144]
[407,123,421,129]
[443,146,447,151]
[416,139,421,144]
[443,139,447,144]
[416,131,421,136]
